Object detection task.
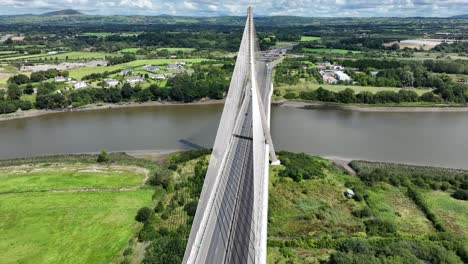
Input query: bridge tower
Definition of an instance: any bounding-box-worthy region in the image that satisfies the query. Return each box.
[183,7,279,264]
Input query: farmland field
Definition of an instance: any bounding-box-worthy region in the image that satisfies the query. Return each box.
[276,80,431,97]
[155,47,196,52]
[68,58,210,79]
[0,158,155,264]
[303,48,361,54]
[300,36,321,41]
[0,51,115,61]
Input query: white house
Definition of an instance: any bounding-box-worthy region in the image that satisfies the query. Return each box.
[126,76,145,84]
[74,81,90,89]
[119,69,132,76]
[104,78,119,87]
[54,76,67,83]
[167,64,181,70]
[144,65,160,72]
[149,74,166,80]
[335,71,351,82]
[176,61,187,66]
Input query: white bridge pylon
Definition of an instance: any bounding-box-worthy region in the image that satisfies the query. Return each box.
[184,7,279,264]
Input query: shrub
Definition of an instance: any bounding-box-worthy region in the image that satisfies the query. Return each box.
[352,207,373,218]
[149,169,174,189]
[138,223,158,241]
[154,201,165,213]
[18,100,32,110]
[278,151,326,181]
[135,207,152,222]
[452,189,468,200]
[364,218,397,236]
[341,238,372,254]
[184,200,198,217]
[97,150,110,163]
[283,92,297,100]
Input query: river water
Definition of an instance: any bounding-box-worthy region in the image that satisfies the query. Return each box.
[1,104,467,169]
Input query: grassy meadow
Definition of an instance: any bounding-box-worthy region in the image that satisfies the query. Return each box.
[0,51,113,62]
[0,155,156,264]
[300,36,321,42]
[0,190,153,264]
[0,164,147,193]
[276,80,431,99]
[267,152,467,263]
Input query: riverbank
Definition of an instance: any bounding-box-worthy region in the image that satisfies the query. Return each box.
[0,99,225,122]
[274,100,468,112]
[3,98,468,122]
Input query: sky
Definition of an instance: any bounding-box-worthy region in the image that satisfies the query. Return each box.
[0,0,466,17]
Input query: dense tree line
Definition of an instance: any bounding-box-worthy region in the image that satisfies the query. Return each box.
[107,53,136,65]
[288,87,445,104]
[433,41,468,54]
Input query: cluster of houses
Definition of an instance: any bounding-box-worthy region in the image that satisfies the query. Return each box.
[117,61,192,85]
[318,62,352,84]
[45,61,193,90]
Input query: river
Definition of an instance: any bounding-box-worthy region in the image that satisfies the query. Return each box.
[1,104,467,169]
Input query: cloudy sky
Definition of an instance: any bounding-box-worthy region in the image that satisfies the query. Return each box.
[0,0,466,17]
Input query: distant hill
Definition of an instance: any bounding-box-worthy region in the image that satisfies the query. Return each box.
[450,14,468,18]
[41,9,82,16]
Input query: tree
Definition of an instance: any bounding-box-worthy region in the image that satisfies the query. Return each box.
[0,90,6,101]
[121,83,134,100]
[8,74,30,85]
[7,83,22,100]
[23,84,35,95]
[135,207,152,222]
[97,150,110,163]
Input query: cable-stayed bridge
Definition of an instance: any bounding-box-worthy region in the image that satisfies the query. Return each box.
[183,7,280,264]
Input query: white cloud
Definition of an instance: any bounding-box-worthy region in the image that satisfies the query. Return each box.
[0,0,466,17]
[119,0,153,9]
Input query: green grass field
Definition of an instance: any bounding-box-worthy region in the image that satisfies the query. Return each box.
[303,48,361,54]
[268,157,365,237]
[0,51,17,55]
[366,184,434,236]
[276,80,431,97]
[0,190,153,264]
[0,164,147,193]
[82,32,140,37]
[0,160,155,264]
[120,48,142,53]
[0,51,115,62]
[156,47,196,52]
[425,191,468,239]
[68,58,209,80]
[300,36,321,42]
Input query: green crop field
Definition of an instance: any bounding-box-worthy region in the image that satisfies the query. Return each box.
[0,160,155,264]
[303,48,361,54]
[300,36,321,41]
